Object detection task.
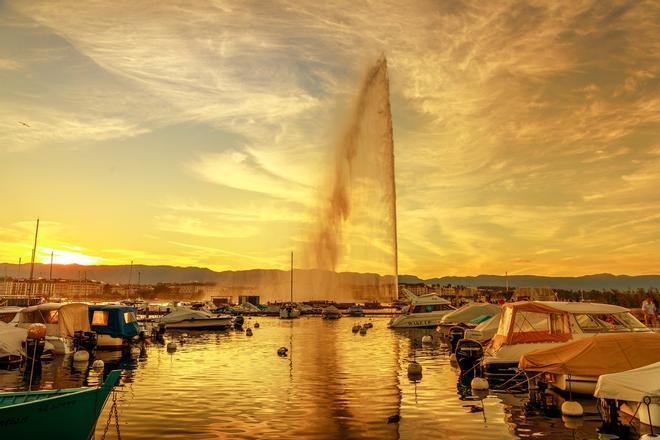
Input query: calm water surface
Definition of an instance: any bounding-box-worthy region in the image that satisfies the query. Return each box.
[0,317,629,439]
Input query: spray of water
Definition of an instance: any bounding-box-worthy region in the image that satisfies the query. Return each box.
[307,56,398,302]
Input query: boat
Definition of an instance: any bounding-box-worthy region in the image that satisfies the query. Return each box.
[347,305,364,317]
[595,360,660,428]
[482,301,651,383]
[436,303,500,335]
[322,305,342,320]
[161,308,233,330]
[464,312,501,343]
[387,289,455,328]
[280,251,301,320]
[0,369,122,439]
[0,321,26,369]
[15,303,93,355]
[89,304,141,349]
[519,332,660,394]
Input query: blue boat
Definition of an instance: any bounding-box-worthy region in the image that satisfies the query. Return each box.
[89,305,140,349]
[0,369,122,439]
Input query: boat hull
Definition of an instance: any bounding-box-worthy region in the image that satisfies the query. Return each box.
[0,370,121,440]
[165,318,232,330]
[279,308,301,319]
[621,401,660,427]
[388,312,452,329]
[552,374,597,395]
[96,334,127,350]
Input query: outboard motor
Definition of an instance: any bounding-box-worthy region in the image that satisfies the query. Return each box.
[234,315,245,329]
[73,330,98,353]
[455,339,484,374]
[448,326,465,353]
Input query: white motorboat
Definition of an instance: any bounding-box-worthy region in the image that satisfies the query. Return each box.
[464,313,501,343]
[595,360,660,428]
[161,308,233,330]
[483,301,651,382]
[16,303,92,355]
[388,289,455,328]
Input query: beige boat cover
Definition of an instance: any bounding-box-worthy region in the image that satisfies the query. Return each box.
[18,303,90,338]
[519,333,660,376]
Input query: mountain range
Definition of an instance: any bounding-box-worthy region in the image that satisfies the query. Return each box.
[1,263,659,292]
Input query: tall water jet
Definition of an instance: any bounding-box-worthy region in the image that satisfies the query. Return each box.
[307,56,398,302]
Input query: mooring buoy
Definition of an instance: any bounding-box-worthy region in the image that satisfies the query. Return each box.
[422,335,433,344]
[471,377,489,391]
[277,347,288,356]
[407,361,423,378]
[73,350,89,363]
[561,401,584,417]
[167,342,177,352]
[246,328,253,337]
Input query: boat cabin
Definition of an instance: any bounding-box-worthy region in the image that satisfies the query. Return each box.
[89,305,140,340]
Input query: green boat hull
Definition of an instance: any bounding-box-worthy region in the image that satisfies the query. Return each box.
[0,369,121,440]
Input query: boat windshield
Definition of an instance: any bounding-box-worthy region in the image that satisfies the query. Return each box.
[410,304,452,314]
[124,311,138,324]
[575,312,647,332]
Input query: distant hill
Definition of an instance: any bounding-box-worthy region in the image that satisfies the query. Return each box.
[1,263,658,298]
[400,273,660,291]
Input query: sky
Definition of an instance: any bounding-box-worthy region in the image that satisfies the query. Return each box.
[1,0,659,278]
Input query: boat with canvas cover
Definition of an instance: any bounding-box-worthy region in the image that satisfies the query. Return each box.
[0,321,26,369]
[89,304,141,349]
[322,305,342,320]
[15,303,92,355]
[0,369,121,439]
[519,332,660,395]
[482,301,650,383]
[595,361,660,428]
[388,289,455,329]
[436,303,500,335]
[161,308,233,330]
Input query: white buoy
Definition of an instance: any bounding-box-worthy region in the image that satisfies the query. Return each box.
[254,323,260,328]
[92,359,104,370]
[359,327,367,336]
[352,325,361,333]
[167,342,177,352]
[407,361,423,377]
[181,333,189,338]
[422,335,433,344]
[561,401,584,417]
[73,350,89,362]
[471,377,489,390]
[640,435,660,440]
[246,328,253,337]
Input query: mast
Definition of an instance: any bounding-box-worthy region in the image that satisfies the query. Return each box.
[28,218,40,296]
[290,251,293,303]
[49,251,54,299]
[127,260,133,298]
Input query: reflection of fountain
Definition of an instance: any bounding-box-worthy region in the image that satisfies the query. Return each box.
[307,56,398,303]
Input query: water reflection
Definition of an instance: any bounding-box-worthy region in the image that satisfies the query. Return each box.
[0,317,643,439]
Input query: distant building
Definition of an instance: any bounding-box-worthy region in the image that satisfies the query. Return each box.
[238,295,260,306]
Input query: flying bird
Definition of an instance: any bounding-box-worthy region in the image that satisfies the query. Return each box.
[18,121,30,127]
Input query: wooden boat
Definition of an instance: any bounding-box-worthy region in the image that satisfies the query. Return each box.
[0,369,122,439]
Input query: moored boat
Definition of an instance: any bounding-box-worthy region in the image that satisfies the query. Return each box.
[482,301,651,384]
[161,308,233,330]
[519,332,660,395]
[15,303,93,355]
[322,305,342,320]
[388,289,455,329]
[89,304,141,349]
[436,302,500,336]
[0,321,26,369]
[0,369,122,439]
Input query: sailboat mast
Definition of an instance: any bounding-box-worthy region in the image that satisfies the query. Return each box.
[28,218,40,296]
[290,251,293,303]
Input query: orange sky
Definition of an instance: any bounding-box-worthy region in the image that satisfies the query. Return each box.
[1,1,659,278]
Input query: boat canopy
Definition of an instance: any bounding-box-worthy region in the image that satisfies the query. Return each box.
[519,333,660,376]
[491,302,572,350]
[441,303,500,325]
[89,305,140,339]
[595,361,660,402]
[0,321,26,358]
[17,303,90,338]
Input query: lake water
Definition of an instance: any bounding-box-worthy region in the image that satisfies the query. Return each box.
[0,316,637,439]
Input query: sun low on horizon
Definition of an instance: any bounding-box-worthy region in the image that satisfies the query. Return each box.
[1,0,659,278]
